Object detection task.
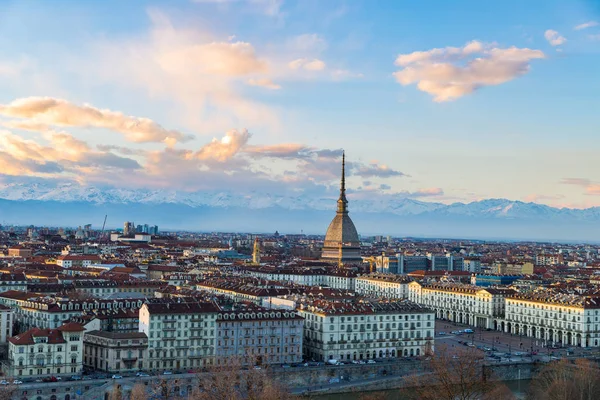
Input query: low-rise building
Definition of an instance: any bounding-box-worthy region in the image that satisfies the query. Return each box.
[3,322,84,378]
[83,331,148,372]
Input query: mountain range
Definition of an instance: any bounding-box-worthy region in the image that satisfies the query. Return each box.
[0,182,598,242]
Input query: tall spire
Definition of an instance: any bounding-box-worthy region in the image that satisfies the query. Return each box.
[337,151,348,214]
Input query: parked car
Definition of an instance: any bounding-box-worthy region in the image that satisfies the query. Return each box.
[438,332,446,336]
[367,360,376,364]
[162,371,172,375]
[112,375,123,379]
[136,372,150,377]
[0,381,8,386]
[12,380,23,385]
[70,375,82,381]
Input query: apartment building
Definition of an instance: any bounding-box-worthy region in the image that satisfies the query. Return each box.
[355,273,412,299]
[0,304,13,343]
[15,298,144,331]
[408,281,515,330]
[216,304,303,365]
[535,254,564,266]
[83,331,148,372]
[56,255,102,268]
[297,298,434,362]
[242,266,357,290]
[0,273,27,293]
[504,292,600,348]
[139,299,219,371]
[3,322,84,378]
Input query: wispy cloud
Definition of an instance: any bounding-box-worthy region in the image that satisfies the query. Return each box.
[289,58,326,71]
[574,21,598,30]
[544,29,567,46]
[393,41,544,102]
[0,97,193,145]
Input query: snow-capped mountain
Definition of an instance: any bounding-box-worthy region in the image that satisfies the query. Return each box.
[0,181,592,218]
[0,182,599,241]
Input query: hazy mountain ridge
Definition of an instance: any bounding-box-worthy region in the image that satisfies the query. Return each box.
[0,182,593,219]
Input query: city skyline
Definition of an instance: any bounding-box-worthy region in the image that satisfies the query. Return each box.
[0,0,599,213]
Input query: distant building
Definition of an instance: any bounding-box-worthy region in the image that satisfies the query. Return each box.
[123,221,135,236]
[0,304,13,343]
[7,246,33,258]
[471,274,522,287]
[535,254,564,266]
[56,255,102,268]
[463,257,482,273]
[355,273,412,299]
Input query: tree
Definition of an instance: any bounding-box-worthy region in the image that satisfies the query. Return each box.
[406,344,512,400]
[191,356,292,400]
[0,384,16,400]
[129,383,147,400]
[107,383,124,400]
[528,358,600,400]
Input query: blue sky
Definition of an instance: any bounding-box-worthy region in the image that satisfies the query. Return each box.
[0,0,599,208]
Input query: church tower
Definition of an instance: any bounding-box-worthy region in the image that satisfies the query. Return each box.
[252,237,261,264]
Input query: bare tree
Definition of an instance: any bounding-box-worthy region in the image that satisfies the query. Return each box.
[358,392,388,400]
[129,383,147,400]
[191,356,292,400]
[107,383,124,400]
[406,344,511,400]
[528,358,600,400]
[0,384,16,400]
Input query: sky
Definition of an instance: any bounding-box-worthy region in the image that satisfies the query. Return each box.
[0,0,599,209]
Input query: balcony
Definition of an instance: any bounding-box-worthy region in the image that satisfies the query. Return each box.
[122,356,138,362]
[163,327,176,331]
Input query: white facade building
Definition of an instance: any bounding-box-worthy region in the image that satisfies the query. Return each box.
[3,322,84,378]
[408,281,515,330]
[504,292,600,348]
[297,298,434,362]
[355,274,412,299]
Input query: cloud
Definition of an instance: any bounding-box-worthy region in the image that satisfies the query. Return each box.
[0,97,192,145]
[244,143,313,159]
[84,10,279,133]
[544,30,567,46]
[351,162,406,178]
[247,78,281,89]
[194,129,251,162]
[393,41,545,102]
[408,187,444,197]
[574,21,598,31]
[560,177,591,186]
[331,69,363,80]
[0,130,140,178]
[289,58,326,71]
[288,34,327,52]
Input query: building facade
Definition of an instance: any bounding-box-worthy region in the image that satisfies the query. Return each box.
[355,274,412,299]
[139,299,219,371]
[408,282,515,330]
[298,299,434,362]
[4,322,84,378]
[83,331,148,372]
[216,306,303,365]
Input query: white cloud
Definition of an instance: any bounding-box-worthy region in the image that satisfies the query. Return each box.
[289,58,326,71]
[393,41,545,102]
[574,21,598,30]
[0,97,192,145]
[544,29,567,46]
